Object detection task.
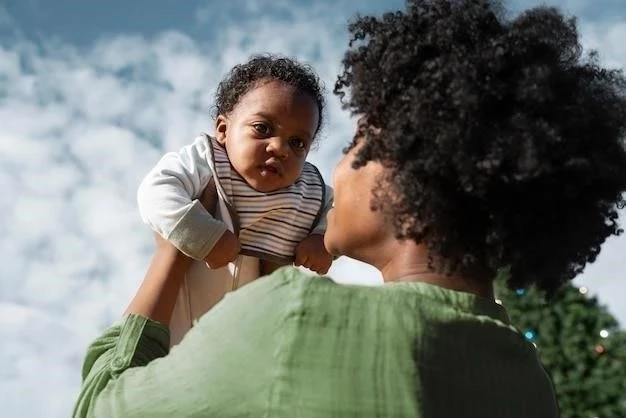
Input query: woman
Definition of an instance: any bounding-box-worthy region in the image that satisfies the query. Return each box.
[73,0,626,417]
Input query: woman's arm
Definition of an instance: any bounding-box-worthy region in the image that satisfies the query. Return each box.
[122,234,192,326]
[73,250,300,417]
[128,172,236,325]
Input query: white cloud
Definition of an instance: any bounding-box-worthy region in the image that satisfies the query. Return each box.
[581,20,626,68]
[0,3,624,417]
[0,7,360,417]
[572,20,626,322]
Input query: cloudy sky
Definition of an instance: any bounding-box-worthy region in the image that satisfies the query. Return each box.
[1,0,624,416]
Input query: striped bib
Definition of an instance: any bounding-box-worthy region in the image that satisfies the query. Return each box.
[209,136,325,262]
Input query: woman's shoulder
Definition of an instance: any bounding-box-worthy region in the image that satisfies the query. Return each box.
[232,266,393,317]
[238,268,511,325]
[234,266,337,299]
[239,266,426,304]
[224,267,354,312]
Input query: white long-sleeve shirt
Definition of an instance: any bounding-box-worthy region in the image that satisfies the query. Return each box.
[137,134,332,261]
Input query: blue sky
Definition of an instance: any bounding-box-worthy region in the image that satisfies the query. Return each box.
[2,0,404,47]
[1,1,625,416]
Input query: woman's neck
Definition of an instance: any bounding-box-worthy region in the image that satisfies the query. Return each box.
[377,241,494,299]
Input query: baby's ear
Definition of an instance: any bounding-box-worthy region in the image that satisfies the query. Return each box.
[215,115,228,145]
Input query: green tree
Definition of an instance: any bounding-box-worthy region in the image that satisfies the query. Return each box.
[495,277,626,417]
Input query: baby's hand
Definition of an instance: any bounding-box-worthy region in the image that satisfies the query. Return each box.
[204,230,240,269]
[294,234,333,275]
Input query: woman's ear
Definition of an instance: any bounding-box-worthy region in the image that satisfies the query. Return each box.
[215,115,228,145]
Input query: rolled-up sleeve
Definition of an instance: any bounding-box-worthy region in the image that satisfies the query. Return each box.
[72,315,171,417]
[137,135,228,260]
[72,269,304,418]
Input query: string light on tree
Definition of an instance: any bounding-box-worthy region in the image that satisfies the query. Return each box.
[524,329,536,342]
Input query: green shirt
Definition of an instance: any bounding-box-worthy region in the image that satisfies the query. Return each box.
[73,267,558,417]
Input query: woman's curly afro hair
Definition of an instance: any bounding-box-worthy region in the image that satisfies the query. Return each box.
[334,0,626,295]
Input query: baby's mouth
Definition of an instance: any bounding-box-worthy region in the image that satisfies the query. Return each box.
[259,164,281,176]
[260,162,282,176]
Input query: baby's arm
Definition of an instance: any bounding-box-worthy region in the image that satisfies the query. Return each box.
[137,135,229,261]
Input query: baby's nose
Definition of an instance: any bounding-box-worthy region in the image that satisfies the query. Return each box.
[266,138,289,158]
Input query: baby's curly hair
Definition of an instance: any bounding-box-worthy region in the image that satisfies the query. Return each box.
[213,54,325,137]
[334,0,626,295]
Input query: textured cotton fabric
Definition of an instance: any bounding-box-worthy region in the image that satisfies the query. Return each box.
[73,267,558,417]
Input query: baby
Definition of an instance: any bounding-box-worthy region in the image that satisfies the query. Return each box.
[137,55,334,343]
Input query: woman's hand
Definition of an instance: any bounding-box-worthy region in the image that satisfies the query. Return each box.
[198,177,241,269]
[199,177,219,214]
[152,230,179,253]
[204,230,241,269]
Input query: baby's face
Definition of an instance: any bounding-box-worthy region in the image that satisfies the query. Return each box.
[215,80,319,192]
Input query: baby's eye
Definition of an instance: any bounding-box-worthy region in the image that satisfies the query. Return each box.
[289,137,306,152]
[253,123,271,136]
